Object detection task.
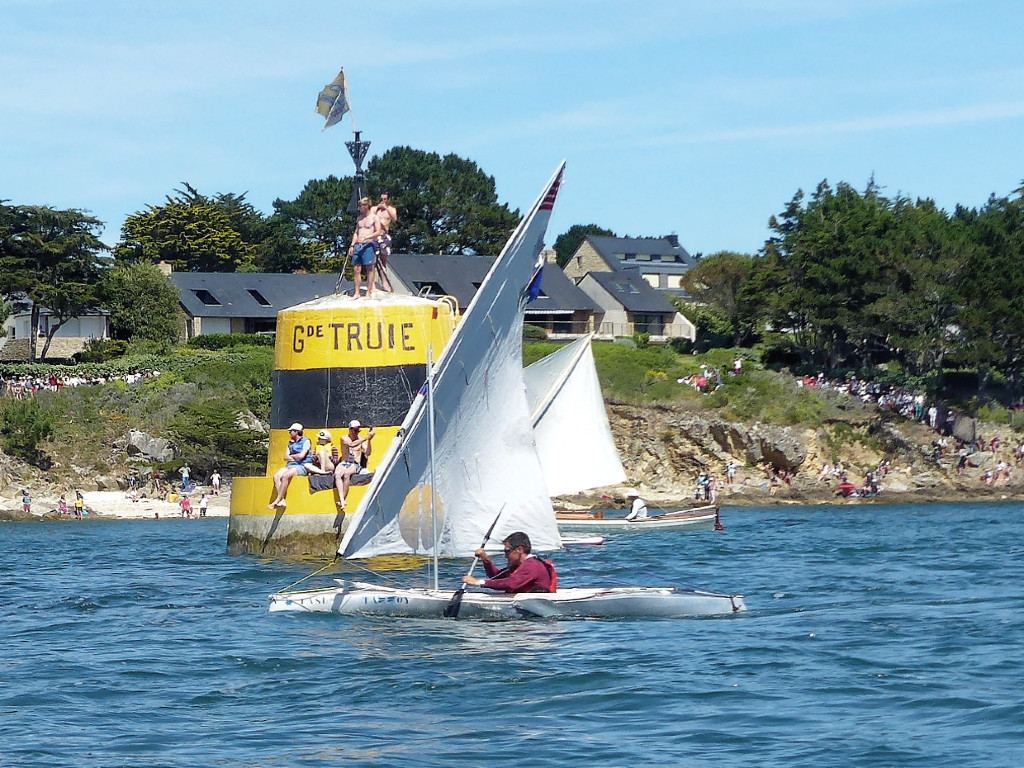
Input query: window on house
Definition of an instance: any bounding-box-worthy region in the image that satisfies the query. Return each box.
[661,253,677,262]
[246,289,272,307]
[641,274,659,288]
[623,253,635,261]
[192,289,221,306]
[637,253,651,261]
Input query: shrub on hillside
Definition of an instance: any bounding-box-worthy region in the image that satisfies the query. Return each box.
[0,398,54,466]
[167,401,266,477]
[187,333,275,350]
[523,325,548,342]
[77,339,130,363]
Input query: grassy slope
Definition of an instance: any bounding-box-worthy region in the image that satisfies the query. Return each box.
[8,339,1021,492]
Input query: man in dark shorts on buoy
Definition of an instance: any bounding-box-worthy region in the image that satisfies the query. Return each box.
[348,197,382,298]
[373,192,397,292]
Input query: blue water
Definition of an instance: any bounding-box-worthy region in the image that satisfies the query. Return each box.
[2,502,1023,768]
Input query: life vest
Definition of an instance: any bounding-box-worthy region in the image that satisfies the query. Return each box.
[533,557,557,593]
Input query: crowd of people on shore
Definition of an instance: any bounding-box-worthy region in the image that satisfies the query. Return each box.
[677,359,745,394]
[1,369,161,398]
[795,372,930,420]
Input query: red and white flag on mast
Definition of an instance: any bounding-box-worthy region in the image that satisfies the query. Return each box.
[315,68,350,130]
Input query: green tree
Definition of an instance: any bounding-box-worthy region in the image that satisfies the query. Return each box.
[270,175,353,273]
[955,187,1024,395]
[552,224,616,267]
[99,261,184,347]
[0,204,107,361]
[680,250,757,346]
[749,180,902,372]
[364,147,520,255]
[114,185,257,272]
[863,196,966,386]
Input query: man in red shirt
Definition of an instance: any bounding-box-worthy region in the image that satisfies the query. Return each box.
[461,531,554,593]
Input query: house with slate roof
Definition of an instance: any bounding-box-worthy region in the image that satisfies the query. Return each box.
[0,301,110,361]
[562,234,697,296]
[575,270,695,341]
[386,252,598,338]
[166,254,599,341]
[558,234,698,342]
[169,271,340,339]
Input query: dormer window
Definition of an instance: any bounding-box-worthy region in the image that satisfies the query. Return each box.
[192,289,221,306]
[247,289,272,307]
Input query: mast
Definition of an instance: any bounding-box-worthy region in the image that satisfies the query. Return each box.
[346,130,371,213]
[427,344,439,590]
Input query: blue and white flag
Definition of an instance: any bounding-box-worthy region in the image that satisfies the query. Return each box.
[316,69,350,130]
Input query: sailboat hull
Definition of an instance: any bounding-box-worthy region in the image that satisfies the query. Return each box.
[556,506,719,533]
[269,580,745,620]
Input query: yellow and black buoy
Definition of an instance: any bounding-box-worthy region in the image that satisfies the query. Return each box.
[228,293,457,557]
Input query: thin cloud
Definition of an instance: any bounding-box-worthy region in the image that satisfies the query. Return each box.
[643,101,1024,147]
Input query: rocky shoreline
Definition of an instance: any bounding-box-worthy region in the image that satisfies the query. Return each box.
[4,397,1024,522]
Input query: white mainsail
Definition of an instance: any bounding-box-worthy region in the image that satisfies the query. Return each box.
[338,164,567,559]
[524,335,627,497]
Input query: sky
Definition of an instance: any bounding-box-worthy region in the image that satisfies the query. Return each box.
[2,0,1023,258]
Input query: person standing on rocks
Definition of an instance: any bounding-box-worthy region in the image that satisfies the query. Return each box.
[21,490,31,514]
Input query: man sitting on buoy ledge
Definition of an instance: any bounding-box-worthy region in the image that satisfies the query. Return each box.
[333,420,375,510]
[268,423,313,509]
[462,531,557,593]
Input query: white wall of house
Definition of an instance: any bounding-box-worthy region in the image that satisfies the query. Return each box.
[3,312,108,340]
[199,317,232,335]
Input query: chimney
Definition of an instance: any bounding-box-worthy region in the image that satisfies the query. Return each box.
[665,234,680,248]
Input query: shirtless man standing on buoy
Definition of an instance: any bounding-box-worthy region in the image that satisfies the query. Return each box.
[348,197,382,298]
[374,192,397,292]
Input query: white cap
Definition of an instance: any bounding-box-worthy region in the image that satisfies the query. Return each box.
[317,429,332,441]
[288,422,303,432]
[349,420,362,429]
[626,489,640,497]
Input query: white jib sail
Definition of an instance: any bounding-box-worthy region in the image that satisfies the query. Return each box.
[524,334,627,497]
[338,163,567,559]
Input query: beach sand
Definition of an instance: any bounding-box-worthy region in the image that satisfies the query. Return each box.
[78,490,230,520]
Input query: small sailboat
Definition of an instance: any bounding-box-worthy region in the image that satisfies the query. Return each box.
[553,506,720,534]
[269,164,745,619]
[525,335,720,534]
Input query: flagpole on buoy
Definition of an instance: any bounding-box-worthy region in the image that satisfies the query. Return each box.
[315,67,371,212]
[345,130,371,213]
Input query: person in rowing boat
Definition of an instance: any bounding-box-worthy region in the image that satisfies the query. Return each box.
[623,489,648,520]
[461,531,555,593]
